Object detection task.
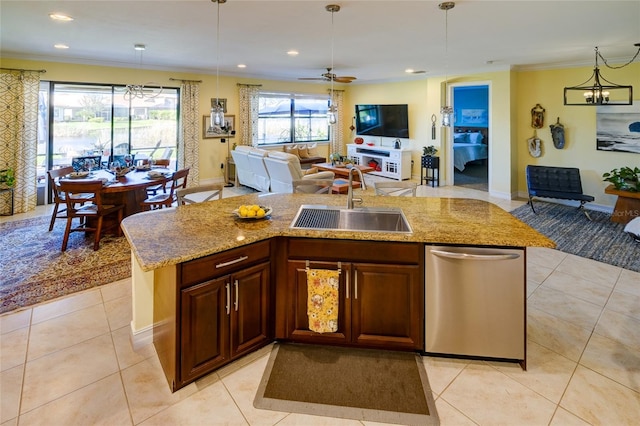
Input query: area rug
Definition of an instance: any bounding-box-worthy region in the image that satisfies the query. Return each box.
[0,216,131,314]
[511,201,640,273]
[254,343,439,426]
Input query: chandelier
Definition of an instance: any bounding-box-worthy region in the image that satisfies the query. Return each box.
[564,44,639,106]
[439,2,455,127]
[210,0,227,132]
[124,44,163,101]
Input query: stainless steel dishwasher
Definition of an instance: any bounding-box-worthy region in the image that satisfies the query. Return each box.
[425,245,526,364]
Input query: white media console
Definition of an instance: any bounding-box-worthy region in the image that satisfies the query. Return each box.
[347,144,412,180]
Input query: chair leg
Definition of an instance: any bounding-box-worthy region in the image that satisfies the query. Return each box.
[528,196,537,214]
[49,203,59,231]
[579,202,592,221]
[61,217,73,251]
[94,216,104,250]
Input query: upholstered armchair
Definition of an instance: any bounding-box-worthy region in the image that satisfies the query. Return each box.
[264,151,334,193]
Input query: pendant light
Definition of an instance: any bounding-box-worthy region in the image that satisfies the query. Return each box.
[124,44,163,101]
[439,2,455,127]
[210,0,227,130]
[564,44,639,106]
[326,4,340,125]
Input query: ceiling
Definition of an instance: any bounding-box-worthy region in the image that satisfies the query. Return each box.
[2,1,639,84]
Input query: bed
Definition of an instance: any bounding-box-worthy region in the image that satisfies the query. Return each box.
[453,127,488,172]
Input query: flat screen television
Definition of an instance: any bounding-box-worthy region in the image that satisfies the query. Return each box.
[355,104,409,138]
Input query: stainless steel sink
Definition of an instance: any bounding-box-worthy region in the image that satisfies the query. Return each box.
[290,205,412,233]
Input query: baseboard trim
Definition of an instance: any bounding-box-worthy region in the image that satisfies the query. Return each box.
[130,322,154,350]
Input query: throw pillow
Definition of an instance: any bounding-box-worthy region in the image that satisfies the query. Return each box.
[298,144,310,158]
[308,143,319,157]
[303,167,319,175]
[284,145,299,157]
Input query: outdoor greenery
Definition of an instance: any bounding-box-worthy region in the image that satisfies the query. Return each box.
[423,145,438,156]
[603,166,640,192]
[0,168,15,187]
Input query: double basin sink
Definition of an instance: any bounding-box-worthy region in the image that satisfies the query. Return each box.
[290,205,412,234]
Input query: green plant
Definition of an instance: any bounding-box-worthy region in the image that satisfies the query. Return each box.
[423,145,438,156]
[603,166,640,192]
[0,168,15,187]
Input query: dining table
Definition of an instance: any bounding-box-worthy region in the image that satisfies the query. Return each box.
[61,167,172,218]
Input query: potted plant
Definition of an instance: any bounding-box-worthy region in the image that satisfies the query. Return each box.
[602,166,640,192]
[423,145,438,157]
[0,168,15,188]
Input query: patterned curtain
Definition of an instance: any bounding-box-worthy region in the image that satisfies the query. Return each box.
[329,89,345,155]
[0,70,41,214]
[237,84,261,146]
[179,81,200,186]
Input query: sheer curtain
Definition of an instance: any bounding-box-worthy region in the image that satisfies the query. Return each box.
[237,84,261,146]
[178,81,201,186]
[329,89,345,155]
[0,69,41,214]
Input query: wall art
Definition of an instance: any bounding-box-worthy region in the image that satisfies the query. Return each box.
[597,103,640,154]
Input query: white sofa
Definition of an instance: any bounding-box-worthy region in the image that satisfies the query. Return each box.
[231,146,271,192]
[263,151,334,193]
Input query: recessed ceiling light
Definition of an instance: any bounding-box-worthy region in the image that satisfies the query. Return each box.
[49,13,73,22]
[405,68,414,73]
[287,50,299,56]
[237,64,247,68]
[134,44,146,51]
[407,69,427,74]
[54,44,69,49]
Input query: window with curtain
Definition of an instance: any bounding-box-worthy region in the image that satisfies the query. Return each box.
[256,93,330,145]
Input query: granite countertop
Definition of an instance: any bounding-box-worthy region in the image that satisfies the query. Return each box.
[121,193,555,271]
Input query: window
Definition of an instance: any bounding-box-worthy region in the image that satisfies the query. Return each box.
[257,93,329,145]
[37,82,179,204]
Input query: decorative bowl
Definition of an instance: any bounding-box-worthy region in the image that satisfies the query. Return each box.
[69,171,90,179]
[354,137,364,144]
[233,205,272,220]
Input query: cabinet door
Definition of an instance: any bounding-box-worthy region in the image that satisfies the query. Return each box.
[180,276,230,384]
[286,260,351,344]
[230,262,271,357]
[351,264,423,350]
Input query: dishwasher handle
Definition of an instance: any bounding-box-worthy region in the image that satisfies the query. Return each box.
[431,249,520,261]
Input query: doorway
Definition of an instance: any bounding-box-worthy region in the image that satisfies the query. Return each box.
[451,84,489,191]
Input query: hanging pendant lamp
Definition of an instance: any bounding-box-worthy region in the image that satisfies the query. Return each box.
[563,44,639,106]
[210,0,227,131]
[327,4,340,125]
[439,2,455,127]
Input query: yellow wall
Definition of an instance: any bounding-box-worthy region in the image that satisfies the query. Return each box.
[4,57,639,207]
[516,63,640,207]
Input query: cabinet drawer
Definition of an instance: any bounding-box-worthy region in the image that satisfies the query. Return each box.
[180,240,270,288]
[287,238,421,264]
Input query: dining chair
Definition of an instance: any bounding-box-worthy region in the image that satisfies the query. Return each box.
[140,168,190,210]
[373,181,417,197]
[58,179,125,251]
[145,158,173,196]
[292,178,335,194]
[176,183,223,205]
[47,166,93,231]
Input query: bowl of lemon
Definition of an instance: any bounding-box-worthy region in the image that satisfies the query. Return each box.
[233,204,272,220]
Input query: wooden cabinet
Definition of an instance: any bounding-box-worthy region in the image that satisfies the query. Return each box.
[281,239,423,351]
[155,240,272,391]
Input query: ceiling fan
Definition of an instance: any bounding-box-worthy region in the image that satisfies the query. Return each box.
[298,67,357,84]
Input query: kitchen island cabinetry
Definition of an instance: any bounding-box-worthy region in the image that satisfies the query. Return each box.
[281,239,423,351]
[155,240,272,391]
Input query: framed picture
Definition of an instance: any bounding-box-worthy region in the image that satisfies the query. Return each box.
[203,114,235,139]
[596,102,640,154]
[210,98,227,113]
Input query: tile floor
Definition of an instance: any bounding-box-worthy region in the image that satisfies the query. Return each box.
[1,182,639,425]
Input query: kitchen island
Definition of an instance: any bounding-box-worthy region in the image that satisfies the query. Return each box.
[121,193,554,390]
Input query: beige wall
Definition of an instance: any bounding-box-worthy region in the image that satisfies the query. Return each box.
[4,57,639,207]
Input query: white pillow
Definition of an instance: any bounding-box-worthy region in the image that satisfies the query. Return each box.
[468,132,484,144]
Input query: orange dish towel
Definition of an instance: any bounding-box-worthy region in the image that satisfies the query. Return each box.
[307,269,339,333]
